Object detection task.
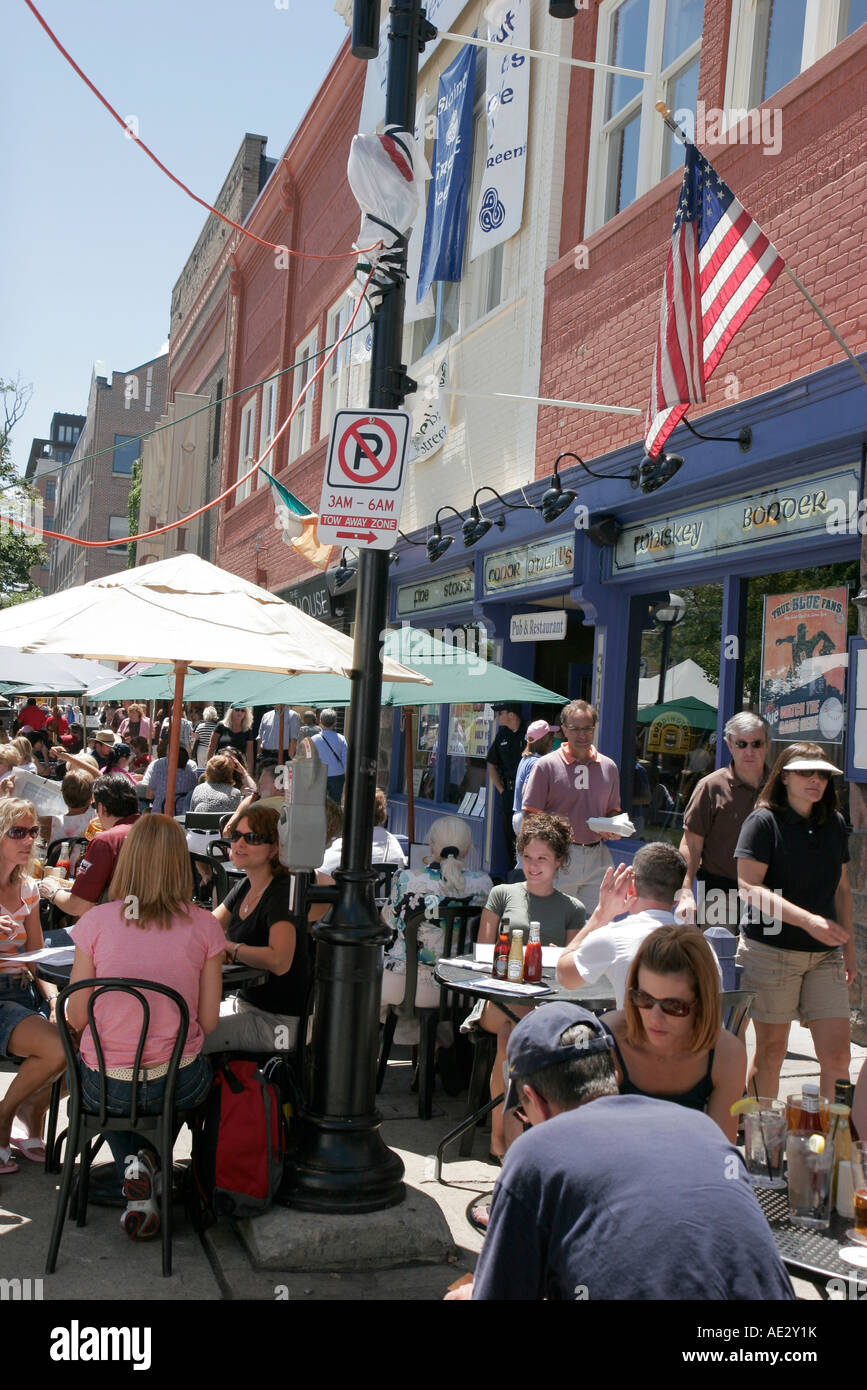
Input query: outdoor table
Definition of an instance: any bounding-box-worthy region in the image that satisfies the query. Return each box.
[431,958,615,1181]
[36,951,267,996]
[753,1184,867,1287]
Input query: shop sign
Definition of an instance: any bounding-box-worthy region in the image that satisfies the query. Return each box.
[396,565,474,615]
[510,611,567,643]
[646,710,692,755]
[281,575,332,620]
[760,586,848,744]
[613,465,860,574]
[484,534,574,594]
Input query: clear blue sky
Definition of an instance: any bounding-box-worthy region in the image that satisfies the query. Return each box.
[2,0,351,475]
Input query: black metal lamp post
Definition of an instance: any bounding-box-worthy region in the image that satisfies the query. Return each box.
[282,0,434,1213]
[653,592,687,706]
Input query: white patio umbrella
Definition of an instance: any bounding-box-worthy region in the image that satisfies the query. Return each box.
[0,553,429,808]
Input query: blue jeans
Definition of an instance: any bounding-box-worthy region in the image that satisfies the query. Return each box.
[77,1052,212,1190]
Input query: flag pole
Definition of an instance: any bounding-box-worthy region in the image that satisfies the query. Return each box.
[655,102,867,391]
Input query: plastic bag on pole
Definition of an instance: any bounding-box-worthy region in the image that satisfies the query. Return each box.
[347,125,427,309]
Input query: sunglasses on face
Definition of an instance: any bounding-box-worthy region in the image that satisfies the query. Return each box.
[629,987,694,1018]
[732,739,765,750]
[6,825,39,841]
[228,830,274,845]
[789,769,830,781]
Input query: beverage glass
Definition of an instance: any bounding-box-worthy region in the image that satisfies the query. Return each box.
[786,1130,834,1230]
[850,1141,867,1247]
[785,1092,829,1132]
[744,1100,787,1189]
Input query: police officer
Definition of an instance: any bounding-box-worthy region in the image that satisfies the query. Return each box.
[486,703,525,867]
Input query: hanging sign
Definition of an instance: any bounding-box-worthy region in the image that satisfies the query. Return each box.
[318,409,410,548]
[406,92,436,324]
[510,611,568,643]
[470,0,530,261]
[417,43,477,305]
[408,353,450,462]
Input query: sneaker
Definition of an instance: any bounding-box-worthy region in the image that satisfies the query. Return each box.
[120,1150,161,1242]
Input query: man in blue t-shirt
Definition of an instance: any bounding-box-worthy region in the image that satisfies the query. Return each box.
[446,1004,794,1302]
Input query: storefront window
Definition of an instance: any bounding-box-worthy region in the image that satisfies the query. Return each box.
[741,561,858,818]
[409,704,439,800]
[632,583,724,842]
[444,702,495,806]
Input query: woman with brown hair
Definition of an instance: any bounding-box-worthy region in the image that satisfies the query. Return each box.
[600,924,745,1142]
[188,753,245,814]
[66,814,224,1237]
[734,741,851,1102]
[118,703,151,744]
[204,804,309,1054]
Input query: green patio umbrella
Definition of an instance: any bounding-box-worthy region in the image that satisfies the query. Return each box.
[636,695,718,731]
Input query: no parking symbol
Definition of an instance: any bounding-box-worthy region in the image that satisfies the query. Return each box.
[319,409,410,548]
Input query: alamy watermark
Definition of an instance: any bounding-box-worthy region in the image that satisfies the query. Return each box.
[0,494,43,545]
[674,103,783,157]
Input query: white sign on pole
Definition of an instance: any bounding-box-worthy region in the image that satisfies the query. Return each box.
[318,409,410,549]
[470,0,531,261]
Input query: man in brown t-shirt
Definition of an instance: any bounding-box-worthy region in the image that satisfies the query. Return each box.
[677,713,769,926]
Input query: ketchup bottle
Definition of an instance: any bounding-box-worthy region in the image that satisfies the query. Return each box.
[492,918,510,979]
[523,920,542,984]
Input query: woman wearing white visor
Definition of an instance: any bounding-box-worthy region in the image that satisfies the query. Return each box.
[734,742,852,1101]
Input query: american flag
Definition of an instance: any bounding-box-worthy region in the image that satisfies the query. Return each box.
[644,144,785,459]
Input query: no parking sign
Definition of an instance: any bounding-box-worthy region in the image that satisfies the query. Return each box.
[318,409,410,548]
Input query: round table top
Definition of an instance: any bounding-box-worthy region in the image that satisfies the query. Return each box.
[434,958,615,1014]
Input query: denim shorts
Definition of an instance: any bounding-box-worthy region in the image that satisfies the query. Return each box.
[77,1051,213,1118]
[0,975,50,1058]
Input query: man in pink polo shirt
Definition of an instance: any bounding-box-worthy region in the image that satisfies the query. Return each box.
[522,699,621,914]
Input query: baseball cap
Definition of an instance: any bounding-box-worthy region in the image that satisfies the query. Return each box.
[526,718,558,742]
[785,756,841,774]
[493,702,523,717]
[503,1003,615,1111]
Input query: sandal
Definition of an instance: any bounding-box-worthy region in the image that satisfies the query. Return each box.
[11,1135,46,1164]
[0,1147,20,1175]
[121,1150,161,1241]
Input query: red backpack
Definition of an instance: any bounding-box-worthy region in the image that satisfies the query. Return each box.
[191,1056,287,1221]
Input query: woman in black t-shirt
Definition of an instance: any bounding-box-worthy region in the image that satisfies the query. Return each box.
[734,743,852,1104]
[206,708,254,769]
[203,804,309,1053]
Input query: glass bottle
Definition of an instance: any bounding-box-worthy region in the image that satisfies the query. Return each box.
[797,1084,824,1135]
[827,1103,853,1206]
[493,918,510,979]
[507,928,524,982]
[523,920,542,983]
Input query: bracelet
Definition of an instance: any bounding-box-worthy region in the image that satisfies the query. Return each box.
[233,943,241,963]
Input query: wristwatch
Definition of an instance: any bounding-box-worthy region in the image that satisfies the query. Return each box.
[232,942,241,963]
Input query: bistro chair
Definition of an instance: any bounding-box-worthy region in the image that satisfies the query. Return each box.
[720,989,755,1039]
[46,978,196,1279]
[40,837,89,940]
[376,898,481,1119]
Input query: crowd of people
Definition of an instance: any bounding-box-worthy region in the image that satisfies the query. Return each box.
[0,687,861,1299]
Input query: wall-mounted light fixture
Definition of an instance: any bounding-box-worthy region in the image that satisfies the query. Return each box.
[426,506,465,563]
[540,454,580,523]
[333,548,358,590]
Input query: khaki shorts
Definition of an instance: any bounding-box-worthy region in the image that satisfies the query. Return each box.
[736,935,849,1025]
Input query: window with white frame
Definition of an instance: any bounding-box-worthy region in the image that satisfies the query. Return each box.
[321,294,355,433]
[258,374,279,486]
[288,330,318,462]
[235,396,258,504]
[726,0,866,111]
[585,0,703,235]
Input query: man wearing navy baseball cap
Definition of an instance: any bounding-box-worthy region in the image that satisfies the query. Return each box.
[446,1004,793,1301]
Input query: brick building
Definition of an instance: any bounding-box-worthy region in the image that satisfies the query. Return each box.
[51,355,167,590]
[24,412,84,591]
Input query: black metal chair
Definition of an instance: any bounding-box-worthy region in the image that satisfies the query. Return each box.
[46,978,197,1278]
[376,898,481,1119]
[720,988,755,1039]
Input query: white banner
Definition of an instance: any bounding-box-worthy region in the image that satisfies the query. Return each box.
[408,353,450,463]
[470,0,530,262]
[405,92,435,324]
[357,0,465,135]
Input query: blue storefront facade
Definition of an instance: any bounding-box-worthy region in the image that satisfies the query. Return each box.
[383,357,865,881]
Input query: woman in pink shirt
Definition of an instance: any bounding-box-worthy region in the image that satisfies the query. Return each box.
[67,815,225,1241]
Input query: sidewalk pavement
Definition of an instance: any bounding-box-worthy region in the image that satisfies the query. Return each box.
[1,1027,863,1302]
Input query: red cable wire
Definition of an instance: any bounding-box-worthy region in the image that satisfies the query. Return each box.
[22,0,380,262]
[10,271,375,549]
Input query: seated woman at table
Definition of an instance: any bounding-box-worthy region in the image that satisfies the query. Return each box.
[0,798,65,1172]
[381,816,491,1020]
[11,736,39,775]
[204,804,310,1054]
[598,923,745,1142]
[470,812,586,1162]
[188,753,245,815]
[102,742,137,785]
[66,814,223,1237]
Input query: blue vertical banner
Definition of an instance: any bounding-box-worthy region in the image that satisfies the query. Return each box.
[416,43,477,305]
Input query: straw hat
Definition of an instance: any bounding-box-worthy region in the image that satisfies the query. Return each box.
[92,728,117,748]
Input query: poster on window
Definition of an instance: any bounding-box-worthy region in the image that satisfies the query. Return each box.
[447,702,494,760]
[760,587,848,743]
[416,43,476,305]
[470,0,530,261]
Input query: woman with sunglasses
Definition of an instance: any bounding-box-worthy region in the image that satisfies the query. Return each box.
[734,742,852,1103]
[0,799,65,1172]
[204,804,309,1053]
[599,923,745,1142]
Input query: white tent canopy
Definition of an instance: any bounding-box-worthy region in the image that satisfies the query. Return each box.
[0,553,428,683]
[638,658,719,709]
